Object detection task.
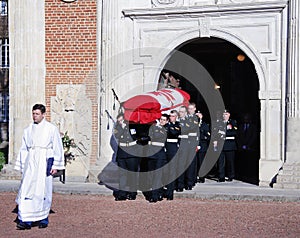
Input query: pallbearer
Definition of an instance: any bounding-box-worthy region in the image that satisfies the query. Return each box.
[164,110,181,200]
[176,106,190,192]
[186,103,200,189]
[196,112,210,183]
[147,114,168,203]
[114,114,140,201]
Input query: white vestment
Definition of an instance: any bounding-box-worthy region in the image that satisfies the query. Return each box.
[15,119,65,222]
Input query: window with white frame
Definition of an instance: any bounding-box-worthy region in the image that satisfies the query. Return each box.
[1,38,9,68]
[1,0,7,16]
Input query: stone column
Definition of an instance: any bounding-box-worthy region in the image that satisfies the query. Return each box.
[286,0,300,162]
[8,0,46,164]
[276,0,300,188]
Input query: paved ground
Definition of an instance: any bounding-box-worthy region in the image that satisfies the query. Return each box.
[1,192,300,238]
[1,179,300,201]
[0,179,300,237]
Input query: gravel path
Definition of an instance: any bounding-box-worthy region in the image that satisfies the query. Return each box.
[1,192,299,238]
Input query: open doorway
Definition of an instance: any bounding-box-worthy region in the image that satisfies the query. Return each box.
[160,37,260,185]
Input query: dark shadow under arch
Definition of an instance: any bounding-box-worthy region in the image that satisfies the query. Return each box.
[161,37,260,185]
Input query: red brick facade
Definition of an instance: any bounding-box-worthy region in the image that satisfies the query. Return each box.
[45,0,98,165]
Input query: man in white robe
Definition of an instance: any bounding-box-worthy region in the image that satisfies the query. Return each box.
[14,104,65,230]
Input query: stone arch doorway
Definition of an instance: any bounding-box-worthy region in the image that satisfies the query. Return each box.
[160,37,260,185]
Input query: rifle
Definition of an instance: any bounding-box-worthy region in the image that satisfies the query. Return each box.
[112,88,121,110]
[105,109,115,130]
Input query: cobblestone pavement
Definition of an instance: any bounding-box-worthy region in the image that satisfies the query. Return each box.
[1,192,299,238]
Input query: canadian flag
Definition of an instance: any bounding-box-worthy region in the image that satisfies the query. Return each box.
[123,88,190,124]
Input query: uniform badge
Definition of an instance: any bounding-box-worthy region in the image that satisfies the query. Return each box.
[130,129,136,135]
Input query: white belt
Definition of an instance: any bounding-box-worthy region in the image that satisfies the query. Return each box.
[149,141,165,147]
[119,141,137,147]
[179,135,188,139]
[226,137,235,140]
[29,146,50,150]
[167,139,178,143]
[188,133,197,137]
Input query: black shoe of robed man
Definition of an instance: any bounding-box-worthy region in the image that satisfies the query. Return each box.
[17,223,31,230]
[38,223,48,229]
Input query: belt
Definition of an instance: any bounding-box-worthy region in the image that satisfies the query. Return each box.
[188,133,197,137]
[119,141,137,147]
[29,146,50,150]
[225,137,235,140]
[149,141,165,147]
[178,135,188,139]
[167,139,178,143]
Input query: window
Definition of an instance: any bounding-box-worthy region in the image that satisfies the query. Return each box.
[1,0,7,16]
[0,91,8,122]
[1,38,9,68]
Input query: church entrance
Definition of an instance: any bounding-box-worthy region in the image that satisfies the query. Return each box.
[161,37,260,185]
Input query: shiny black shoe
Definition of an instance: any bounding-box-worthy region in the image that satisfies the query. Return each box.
[17,222,31,230]
[176,188,184,192]
[149,198,158,203]
[227,178,233,182]
[185,186,193,190]
[198,178,205,183]
[127,195,136,201]
[218,178,225,183]
[38,223,48,229]
[166,196,173,201]
[115,196,127,201]
[158,195,164,201]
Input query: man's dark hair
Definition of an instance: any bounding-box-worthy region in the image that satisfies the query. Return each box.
[161,113,169,120]
[170,110,178,116]
[189,102,196,107]
[32,104,46,114]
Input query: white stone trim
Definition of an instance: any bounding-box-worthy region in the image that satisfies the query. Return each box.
[123,1,288,19]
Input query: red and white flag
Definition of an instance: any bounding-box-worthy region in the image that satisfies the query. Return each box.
[123,88,190,124]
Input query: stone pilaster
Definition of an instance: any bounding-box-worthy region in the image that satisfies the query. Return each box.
[8,0,46,165]
[286,0,300,162]
[275,0,300,189]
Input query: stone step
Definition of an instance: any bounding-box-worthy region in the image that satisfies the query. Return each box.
[88,162,119,184]
[0,174,21,180]
[277,175,300,184]
[0,164,22,180]
[275,163,300,189]
[273,182,300,189]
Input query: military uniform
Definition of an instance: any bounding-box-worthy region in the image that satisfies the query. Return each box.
[114,122,140,200]
[146,123,167,202]
[218,119,238,181]
[185,114,200,188]
[164,121,181,200]
[197,120,210,183]
[177,115,198,191]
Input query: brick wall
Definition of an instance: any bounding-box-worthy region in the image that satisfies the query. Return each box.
[45,0,98,165]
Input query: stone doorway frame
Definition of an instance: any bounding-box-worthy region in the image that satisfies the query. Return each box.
[112,0,289,186]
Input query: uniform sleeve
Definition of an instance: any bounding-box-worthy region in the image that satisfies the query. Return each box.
[51,127,65,170]
[204,124,211,139]
[226,120,238,137]
[14,131,28,173]
[189,116,199,133]
[168,124,181,137]
[113,123,124,140]
[148,125,154,141]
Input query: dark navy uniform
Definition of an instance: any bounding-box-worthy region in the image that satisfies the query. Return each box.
[164,121,181,199]
[177,115,198,190]
[197,120,210,182]
[185,114,200,188]
[218,119,238,181]
[114,122,140,200]
[146,123,167,202]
